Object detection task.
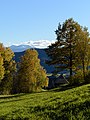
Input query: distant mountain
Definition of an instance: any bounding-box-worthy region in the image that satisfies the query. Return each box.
[10,40,55,52]
[10,45,32,52]
[10,41,69,74]
[10,40,55,73]
[13,48,55,73]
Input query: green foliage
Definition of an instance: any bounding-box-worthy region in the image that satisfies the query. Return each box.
[84,71,90,83]
[0,84,90,119]
[46,18,90,80]
[69,70,84,85]
[17,49,48,93]
[46,18,82,75]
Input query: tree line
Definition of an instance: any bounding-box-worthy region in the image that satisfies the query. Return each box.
[0,45,48,94]
[0,18,90,94]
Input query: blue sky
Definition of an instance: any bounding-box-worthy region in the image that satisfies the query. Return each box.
[0,0,90,46]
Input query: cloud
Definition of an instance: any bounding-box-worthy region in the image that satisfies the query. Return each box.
[10,40,56,52]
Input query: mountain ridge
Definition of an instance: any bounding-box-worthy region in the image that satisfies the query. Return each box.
[10,40,55,52]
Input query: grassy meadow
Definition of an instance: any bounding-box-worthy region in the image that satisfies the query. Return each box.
[0,84,90,120]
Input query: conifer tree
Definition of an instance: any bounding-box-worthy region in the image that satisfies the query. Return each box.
[46,18,90,79]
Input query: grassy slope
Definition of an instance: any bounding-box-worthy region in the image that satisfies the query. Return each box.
[0,84,90,120]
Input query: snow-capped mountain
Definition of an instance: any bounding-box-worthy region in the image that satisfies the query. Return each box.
[10,40,55,52]
[10,45,32,52]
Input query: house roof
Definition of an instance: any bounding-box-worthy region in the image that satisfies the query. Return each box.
[55,74,69,84]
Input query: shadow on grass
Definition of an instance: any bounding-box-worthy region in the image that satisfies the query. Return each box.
[88,86,90,91]
[0,93,26,99]
[49,83,90,92]
[31,99,90,120]
[0,98,25,104]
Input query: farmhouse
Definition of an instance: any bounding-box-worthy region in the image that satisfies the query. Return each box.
[48,74,69,88]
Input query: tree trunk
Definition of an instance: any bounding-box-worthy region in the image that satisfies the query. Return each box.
[82,60,85,80]
[70,55,72,77]
[86,60,89,72]
[70,43,72,77]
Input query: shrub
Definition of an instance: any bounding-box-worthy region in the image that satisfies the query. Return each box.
[84,71,90,84]
[69,70,84,85]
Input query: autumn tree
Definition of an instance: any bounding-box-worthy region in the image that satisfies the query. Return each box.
[17,49,48,93]
[0,45,16,94]
[0,43,5,81]
[0,55,4,81]
[76,27,90,80]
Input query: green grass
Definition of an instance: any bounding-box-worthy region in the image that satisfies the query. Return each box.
[0,84,90,120]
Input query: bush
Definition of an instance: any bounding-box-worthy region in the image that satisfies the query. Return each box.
[85,71,90,84]
[69,70,84,86]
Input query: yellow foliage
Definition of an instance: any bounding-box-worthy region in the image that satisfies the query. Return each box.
[18,49,48,93]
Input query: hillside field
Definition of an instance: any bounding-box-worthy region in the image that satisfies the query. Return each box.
[0,84,90,120]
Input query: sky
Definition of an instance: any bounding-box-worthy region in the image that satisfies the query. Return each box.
[0,0,90,46]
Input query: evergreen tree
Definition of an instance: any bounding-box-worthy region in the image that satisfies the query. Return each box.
[46,18,90,79]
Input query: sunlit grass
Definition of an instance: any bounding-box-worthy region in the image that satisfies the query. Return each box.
[0,84,90,119]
